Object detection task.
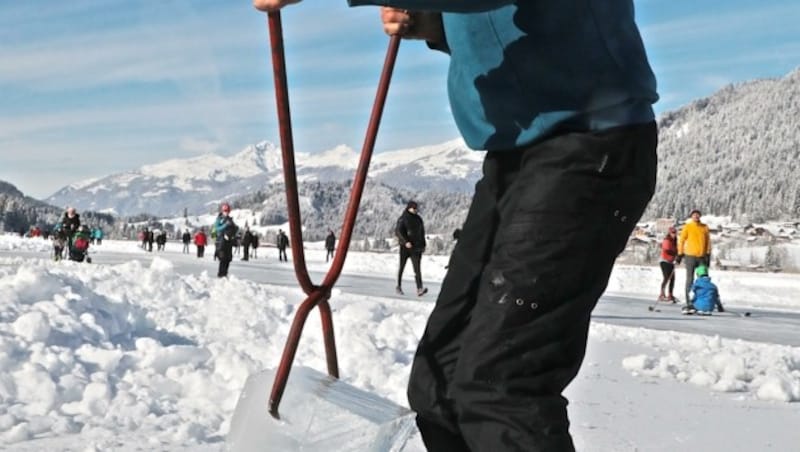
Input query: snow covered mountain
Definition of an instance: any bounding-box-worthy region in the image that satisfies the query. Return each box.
[645,67,800,221]
[45,139,483,217]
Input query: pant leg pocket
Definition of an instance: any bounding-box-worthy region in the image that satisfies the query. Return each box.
[474,211,586,332]
[477,267,561,331]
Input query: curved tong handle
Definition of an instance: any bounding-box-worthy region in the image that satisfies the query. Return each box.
[265,10,402,418]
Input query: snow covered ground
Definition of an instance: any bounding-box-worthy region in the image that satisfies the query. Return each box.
[0,234,798,451]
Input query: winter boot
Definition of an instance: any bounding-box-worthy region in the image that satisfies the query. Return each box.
[681,304,696,315]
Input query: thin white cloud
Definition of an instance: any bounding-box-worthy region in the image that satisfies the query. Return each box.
[0,92,264,140]
[179,137,221,154]
[0,0,100,26]
[642,4,800,44]
[0,0,447,148]
[0,3,384,92]
[0,64,448,140]
[0,24,255,90]
[697,74,735,91]
[653,42,800,75]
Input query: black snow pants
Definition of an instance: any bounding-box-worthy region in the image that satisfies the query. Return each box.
[217,241,233,277]
[398,247,424,290]
[407,122,657,452]
[660,261,676,296]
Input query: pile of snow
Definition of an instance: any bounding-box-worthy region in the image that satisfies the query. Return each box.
[0,233,799,450]
[597,324,800,402]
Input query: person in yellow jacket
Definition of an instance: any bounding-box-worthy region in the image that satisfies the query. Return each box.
[676,209,711,313]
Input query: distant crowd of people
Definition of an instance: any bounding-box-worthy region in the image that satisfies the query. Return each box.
[37,201,436,289]
[34,203,322,276]
[126,202,334,279]
[34,201,443,307]
[40,204,723,316]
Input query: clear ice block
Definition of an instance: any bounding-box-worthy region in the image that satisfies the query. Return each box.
[227,366,416,452]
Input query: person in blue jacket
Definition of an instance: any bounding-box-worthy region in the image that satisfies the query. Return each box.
[689,265,724,315]
[215,202,238,278]
[255,2,658,450]
[92,227,104,245]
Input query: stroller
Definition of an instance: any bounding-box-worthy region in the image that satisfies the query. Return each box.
[69,226,92,263]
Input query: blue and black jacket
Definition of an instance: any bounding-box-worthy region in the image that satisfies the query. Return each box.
[348,0,657,151]
[214,214,238,246]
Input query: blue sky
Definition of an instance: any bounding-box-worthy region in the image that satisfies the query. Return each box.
[1,0,798,199]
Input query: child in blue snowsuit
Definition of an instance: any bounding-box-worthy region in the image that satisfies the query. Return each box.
[690,265,724,314]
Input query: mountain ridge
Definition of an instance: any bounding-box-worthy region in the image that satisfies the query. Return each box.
[46,138,481,217]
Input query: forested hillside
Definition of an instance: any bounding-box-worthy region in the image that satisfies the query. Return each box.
[233,180,472,242]
[0,181,70,233]
[646,68,800,221]
[0,181,116,234]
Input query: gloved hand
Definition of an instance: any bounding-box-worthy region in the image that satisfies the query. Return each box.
[675,254,683,265]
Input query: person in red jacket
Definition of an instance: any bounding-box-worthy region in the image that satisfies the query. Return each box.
[659,226,678,302]
[193,228,208,258]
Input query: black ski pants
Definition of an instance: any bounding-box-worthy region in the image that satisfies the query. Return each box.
[659,261,676,296]
[217,241,233,277]
[398,247,424,290]
[407,122,657,452]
